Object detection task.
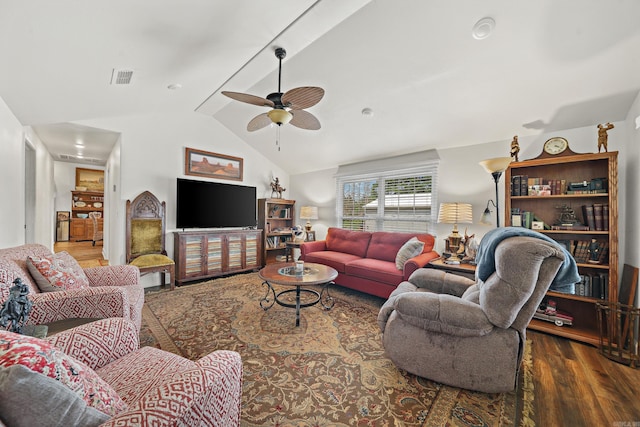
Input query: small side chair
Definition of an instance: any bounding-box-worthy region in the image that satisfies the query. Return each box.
[89,211,103,246]
[126,191,175,290]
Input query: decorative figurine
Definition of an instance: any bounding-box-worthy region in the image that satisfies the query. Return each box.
[555,205,579,225]
[588,238,601,264]
[0,278,33,334]
[463,229,479,264]
[597,122,614,153]
[510,135,520,162]
[270,177,286,199]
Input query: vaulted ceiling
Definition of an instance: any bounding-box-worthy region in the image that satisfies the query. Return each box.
[1,1,639,174]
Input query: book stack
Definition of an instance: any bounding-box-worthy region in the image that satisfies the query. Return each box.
[575,272,609,299]
[557,239,609,264]
[510,176,569,196]
[581,203,609,231]
[566,177,608,194]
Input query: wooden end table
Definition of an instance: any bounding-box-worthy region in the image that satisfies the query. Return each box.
[428,258,476,280]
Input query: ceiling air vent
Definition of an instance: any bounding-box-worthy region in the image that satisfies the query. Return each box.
[110,68,134,85]
[58,154,104,164]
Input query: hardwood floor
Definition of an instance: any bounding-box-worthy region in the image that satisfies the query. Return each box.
[528,330,640,425]
[50,241,640,424]
[54,240,105,264]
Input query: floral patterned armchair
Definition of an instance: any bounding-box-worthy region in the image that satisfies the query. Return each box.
[0,244,143,330]
[0,318,242,426]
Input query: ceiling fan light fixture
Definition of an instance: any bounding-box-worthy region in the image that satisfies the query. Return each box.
[268,109,293,126]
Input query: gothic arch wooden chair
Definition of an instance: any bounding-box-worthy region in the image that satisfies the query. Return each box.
[126,191,175,290]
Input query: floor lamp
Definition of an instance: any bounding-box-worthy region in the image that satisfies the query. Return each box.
[478,157,512,227]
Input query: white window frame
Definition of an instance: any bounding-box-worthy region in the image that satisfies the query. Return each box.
[335,151,439,234]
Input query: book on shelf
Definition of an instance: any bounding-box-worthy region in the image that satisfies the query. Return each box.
[581,205,596,230]
[602,204,609,231]
[573,240,590,263]
[593,203,604,231]
[550,224,590,231]
[575,273,608,299]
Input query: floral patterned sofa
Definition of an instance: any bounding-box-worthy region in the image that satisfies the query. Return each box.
[0,244,143,330]
[0,317,243,426]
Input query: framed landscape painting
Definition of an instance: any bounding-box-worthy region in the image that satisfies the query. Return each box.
[75,168,104,191]
[185,147,243,181]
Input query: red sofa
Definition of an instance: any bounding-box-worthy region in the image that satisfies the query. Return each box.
[300,227,439,298]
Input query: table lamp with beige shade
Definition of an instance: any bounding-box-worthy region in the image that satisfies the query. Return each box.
[299,206,318,232]
[438,202,473,264]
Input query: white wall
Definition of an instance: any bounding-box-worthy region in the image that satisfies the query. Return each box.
[290,119,631,267]
[53,162,105,216]
[0,100,56,249]
[78,111,289,269]
[27,128,56,248]
[0,97,26,248]
[624,93,640,270]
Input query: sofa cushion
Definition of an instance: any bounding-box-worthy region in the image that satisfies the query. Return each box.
[0,330,127,416]
[325,228,372,258]
[0,364,110,427]
[26,251,89,292]
[345,258,404,285]
[366,232,434,262]
[304,251,362,274]
[395,237,425,269]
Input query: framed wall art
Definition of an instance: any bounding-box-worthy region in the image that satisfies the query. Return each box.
[185,147,243,181]
[75,168,104,192]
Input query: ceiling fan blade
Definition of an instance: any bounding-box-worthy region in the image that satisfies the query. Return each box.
[281,87,324,110]
[222,91,274,108]
[289,109,321,130]
[247,113,272,132]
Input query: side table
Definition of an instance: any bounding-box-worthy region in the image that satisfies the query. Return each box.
[428,258,476,280]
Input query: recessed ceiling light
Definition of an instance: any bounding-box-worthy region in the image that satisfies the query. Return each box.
[167,83,182,90]
[472,17,495,40]
[361,107,374,117]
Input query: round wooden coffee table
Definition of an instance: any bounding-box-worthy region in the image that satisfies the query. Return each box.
[258,262,338,327]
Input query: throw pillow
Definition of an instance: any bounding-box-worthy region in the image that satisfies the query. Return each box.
[395,237,425,270]
[0,330,127,417]
[0,364,110,427]
[26,251,89,292]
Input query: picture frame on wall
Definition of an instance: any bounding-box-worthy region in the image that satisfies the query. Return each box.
[75,168,104,192]
[306,231,316,242]
[185,147,243,181]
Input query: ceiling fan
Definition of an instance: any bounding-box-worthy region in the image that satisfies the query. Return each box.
[222,47,324,132]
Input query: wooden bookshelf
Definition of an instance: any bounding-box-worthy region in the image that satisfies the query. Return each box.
[505,151,618,346]
[258,198,295,265]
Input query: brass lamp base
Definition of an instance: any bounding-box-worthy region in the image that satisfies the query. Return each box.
[305,221,312,232]
[445,229,463,264]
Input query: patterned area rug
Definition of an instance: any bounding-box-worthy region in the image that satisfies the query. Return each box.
[140,272,534,426]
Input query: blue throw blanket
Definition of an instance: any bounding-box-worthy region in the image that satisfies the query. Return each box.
[475,227,579,294]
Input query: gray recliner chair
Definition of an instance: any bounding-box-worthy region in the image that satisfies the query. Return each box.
[378,236,566,393]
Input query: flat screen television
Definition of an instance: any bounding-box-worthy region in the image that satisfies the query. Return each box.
[176,178,257,229]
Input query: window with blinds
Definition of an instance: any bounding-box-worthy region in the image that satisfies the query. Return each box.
[336,154,439,233]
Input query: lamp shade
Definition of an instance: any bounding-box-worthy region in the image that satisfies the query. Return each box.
[268,108,293,126]
[299,206,319,220]
[437,203,473,224]
[479,157,512,174]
